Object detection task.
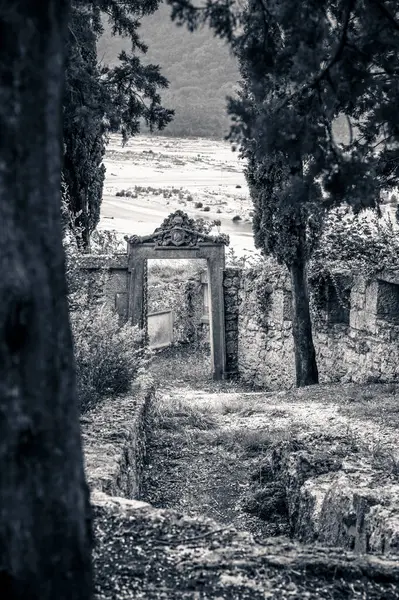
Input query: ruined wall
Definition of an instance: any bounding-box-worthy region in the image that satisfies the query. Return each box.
[223,268,241,377]
[74,254,129,322]
[237,264,399,389]
[237,265,295,389]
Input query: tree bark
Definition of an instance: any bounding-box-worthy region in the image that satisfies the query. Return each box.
[0,3,93,599]
[289,258,319,387]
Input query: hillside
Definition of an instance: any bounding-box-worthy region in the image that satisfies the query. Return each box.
[97,4,350,142]
[97,2,239,139]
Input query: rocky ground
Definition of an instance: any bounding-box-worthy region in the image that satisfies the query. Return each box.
[90,347,399,598]
[93,494,399,599]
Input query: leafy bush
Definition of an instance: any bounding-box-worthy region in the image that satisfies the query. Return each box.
[71,302,149,413]
[90,228,126,254]
[61,196,150,413]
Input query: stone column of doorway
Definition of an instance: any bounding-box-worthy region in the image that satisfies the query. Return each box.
[207,246,227,380]
[127,247,146,330]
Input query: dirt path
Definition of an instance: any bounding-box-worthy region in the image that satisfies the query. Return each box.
[142,352,399,544]
[141,387,280,540]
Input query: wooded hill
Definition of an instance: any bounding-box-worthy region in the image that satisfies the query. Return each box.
[97,1,239,139]
[97,3,349,142]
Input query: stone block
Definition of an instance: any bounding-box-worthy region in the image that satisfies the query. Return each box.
[225,320,238,332]
[226,331,238,341]
[226,340,237,355]
[364,281,379,315]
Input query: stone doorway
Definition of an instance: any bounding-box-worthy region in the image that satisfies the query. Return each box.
[125,211,229,380]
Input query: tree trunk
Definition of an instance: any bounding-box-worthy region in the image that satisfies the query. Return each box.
[289,258,319,387]
[0,3,93,599]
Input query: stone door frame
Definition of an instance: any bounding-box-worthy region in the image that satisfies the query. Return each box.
[125,211,229,380]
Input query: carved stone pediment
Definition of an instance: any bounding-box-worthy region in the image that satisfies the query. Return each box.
[125,210,230,247]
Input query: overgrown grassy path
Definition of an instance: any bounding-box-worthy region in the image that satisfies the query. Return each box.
[143,348,399,544]
[141,388,283,540]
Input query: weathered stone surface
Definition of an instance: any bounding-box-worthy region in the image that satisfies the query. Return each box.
[92,498,399,599]
[237,262,399,389]
[268,436,399,558]
[81,379,154,498]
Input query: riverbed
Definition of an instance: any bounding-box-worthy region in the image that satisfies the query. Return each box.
[99,134,257,257]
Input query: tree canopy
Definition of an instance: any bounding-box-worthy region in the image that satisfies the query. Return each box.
[97,1,240,138]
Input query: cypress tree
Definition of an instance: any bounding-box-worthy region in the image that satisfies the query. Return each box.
[64,0,174,248]
[168,0,399,386]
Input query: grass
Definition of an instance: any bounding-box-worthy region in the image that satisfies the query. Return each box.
[149,345,251,393]
[148,258,206,285]
[336,383,399,429]
[149,345,213,388]
[152,395,218,431]
[209,427,294,456]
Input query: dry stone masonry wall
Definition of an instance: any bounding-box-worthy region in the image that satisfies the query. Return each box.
[236,264,399,389]
[223,267,241,377]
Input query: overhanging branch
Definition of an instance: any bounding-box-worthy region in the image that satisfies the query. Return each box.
[370,0,399,32]
[275,0,357,112]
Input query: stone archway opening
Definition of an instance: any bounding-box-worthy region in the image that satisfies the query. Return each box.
[146,257,208,348]
[125,210,229,380]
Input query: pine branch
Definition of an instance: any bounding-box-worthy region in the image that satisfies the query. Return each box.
[275,0,357,112]
[370,0,399,32]
[314,0,356,85]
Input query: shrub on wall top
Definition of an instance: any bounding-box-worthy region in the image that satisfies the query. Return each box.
[71,303,149,413]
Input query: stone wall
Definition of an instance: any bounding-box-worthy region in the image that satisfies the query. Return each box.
[82,379,154,499]
[236,264,399,389]
[223,267,241,377]
[74,254,129,322]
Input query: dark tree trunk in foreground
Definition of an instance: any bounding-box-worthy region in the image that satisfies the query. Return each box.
[289,257,319,387]
[0,3,93,599]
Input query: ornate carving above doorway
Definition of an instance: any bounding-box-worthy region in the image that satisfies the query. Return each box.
[125,210,229,248]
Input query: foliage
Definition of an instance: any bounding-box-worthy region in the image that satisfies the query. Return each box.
[64,0,174,247]
[148,258,206,284]
[309,207,399,320]
[225,247,262,269]
[312,207,399,281]
[62,215,149,413]
[90,228,127,254]
[71,302,148,413]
